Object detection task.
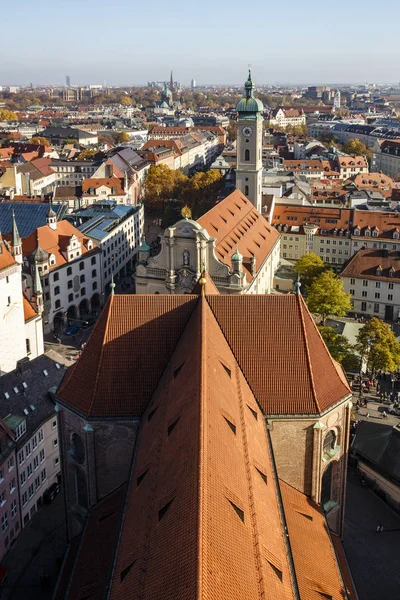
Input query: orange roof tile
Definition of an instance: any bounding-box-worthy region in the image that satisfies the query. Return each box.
[0,236,17,272]
[82,176,124,195]
[57,294,350,419]
[191,270,220,295]
[341,248,400,282]
[22,220,97,270]
[198,190,280,282]
[280,480,348,600]
[23,296,37,322]
[108,297,295,600]
[208,294,351,415]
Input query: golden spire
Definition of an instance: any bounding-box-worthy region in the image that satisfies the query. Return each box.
[181,205,192,219]
[199,270,207,297]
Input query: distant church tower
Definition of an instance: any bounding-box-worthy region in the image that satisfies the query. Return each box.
[170,70,174,92]
[236,70,264,213]
[333,89,341,113]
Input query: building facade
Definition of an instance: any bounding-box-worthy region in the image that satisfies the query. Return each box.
[135,190,280,295]
[371,139,400,179]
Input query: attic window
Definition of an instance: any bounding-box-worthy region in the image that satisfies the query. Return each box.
[228,499,244,522]
[22,382,27,389]
[4,393,9,399]
[298,511,313,521]
[167,417,180,437]
[173,363,184,379]
[220,361,231,378]
[158,498,174,521]
[148,407,158,422]
[268,561,283,582]
[23,408,29,416]
[13,387,19,394]
[120,560,136,583]
[43,370,48,377]
[247,405,258,420]
[255,467,267,484]
[137,468,149,487]
[223,416,236,435]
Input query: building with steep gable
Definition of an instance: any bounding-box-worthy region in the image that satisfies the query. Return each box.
[135,189,280,295]
[53,286,356,599]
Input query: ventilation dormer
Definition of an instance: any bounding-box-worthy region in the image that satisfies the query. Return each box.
[376,265,382,276]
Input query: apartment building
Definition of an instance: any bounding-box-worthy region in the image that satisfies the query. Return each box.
[51,159,100,186]
[21,210,102,334]
[0,355,65,533]
[67,201,144,291]
[0,424,18,561]
[371,139,400,179]
[269,108,306,128]
[341,249,400,320]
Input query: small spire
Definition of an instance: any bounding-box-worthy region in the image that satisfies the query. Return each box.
[12,210,21,248]
[199,271,207,297]
[294,273,302,295]
[110,273,116,295]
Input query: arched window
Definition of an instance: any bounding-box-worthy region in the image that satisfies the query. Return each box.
[323,430,336,455]
[245,149,250,162]
[71,433,85,464]
[245,185,249,196]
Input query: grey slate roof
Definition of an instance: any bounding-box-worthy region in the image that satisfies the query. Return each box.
[0,202,67,238]
[352,420,400,486]
[0,353,68,444]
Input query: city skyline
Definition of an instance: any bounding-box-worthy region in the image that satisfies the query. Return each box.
[1,0,399,86]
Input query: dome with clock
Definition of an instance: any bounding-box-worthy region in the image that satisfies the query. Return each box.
[235,70,263,115]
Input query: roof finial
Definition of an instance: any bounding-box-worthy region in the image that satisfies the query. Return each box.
[199,271,207,297]
[11,209,21,248]
[294,273,302,295]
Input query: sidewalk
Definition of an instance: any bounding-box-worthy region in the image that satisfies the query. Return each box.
[1,493,66,600]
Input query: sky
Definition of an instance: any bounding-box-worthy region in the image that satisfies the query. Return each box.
[1,0,400,87]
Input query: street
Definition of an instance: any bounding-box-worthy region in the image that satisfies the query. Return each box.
[344,470,400,600]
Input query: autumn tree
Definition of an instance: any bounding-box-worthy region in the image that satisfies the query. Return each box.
[116,131,130,143]
[319,326,360,371]
[356,318,400,374]
[144,164,179,207]
[31,136,50,146]
[0,109,18,121]
[120,96,133,106]
[342,138,371,160]
[306,271,352,324]
[76,149,97,160]
[295,253,325,288]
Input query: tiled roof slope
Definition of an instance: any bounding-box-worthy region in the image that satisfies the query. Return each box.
[208,294,350,415]
[280,481,349,600]
[191,270,220,295]
[58,294,350,418]
[197,190,280,282]
[0,235,17,272]
[108,297,296,600]
[57,295,198,417]
[60,485,126,600]
[341,249,400,283]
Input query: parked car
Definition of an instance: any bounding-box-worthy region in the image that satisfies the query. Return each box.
[43,482,61,504]
[65,324,79,336]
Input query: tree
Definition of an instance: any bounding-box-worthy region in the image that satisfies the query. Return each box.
[120,96,133,106]
[76,149,97,160]
[306,271,352,324]
[31,136,50,146]
[342,138,371,160]
[356,318,400,374]
[117,131,130,143]
[144,164,178,207]
[295,252,325,288]
[0,109,18,121]
[318,326,360,372]
[64,138,78,145]
[227,121,237,142]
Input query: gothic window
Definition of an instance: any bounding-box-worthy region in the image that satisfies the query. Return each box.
[71,433,85,464]
[321,463,333,508]
[323,430,336,455]
[245,149,250,162]
[245,185,249,196]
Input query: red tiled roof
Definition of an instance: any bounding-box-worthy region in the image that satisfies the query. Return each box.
[58,294,350,418]
[82,176,124,195]
[198,190,280,282]
[207,294,351,415]
[22,220,96,270]
[23,296,37,322]
[0,236,17,272]
[341,248,400,282]
[272,205,352,233]
[62,485,126,600]
[191,271,220,295]
[280,481,349,600]
[108,297,296,600]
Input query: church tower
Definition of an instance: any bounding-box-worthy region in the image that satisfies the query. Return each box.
[235,70,264,212]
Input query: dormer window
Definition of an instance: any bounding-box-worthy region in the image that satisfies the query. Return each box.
[365,229,371,237]
[372,229,378,237]
[354,228,360,236]
[393,231,399,240]
[376,266,382,276]
[49,253,56,266]
[389,268,395,277]
[87,240,93,250]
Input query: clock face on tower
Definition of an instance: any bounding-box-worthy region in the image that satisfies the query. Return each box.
[242,126,253,137]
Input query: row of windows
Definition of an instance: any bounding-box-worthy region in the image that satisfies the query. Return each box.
[54,284,97,309]
[0,478,16,505]
[21,469,47,507]
[358,279,395,289]
[0,457,14,479]
[18,429,44,466]
[1,500,18,532]
[356,290,394,301]
[54,271,97,295]
[20,448,47,486]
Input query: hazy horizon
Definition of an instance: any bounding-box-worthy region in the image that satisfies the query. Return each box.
[1,0,399,87]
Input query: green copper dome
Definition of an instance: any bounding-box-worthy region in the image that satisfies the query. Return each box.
[232,247,243,262]
[236,70,263,114]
